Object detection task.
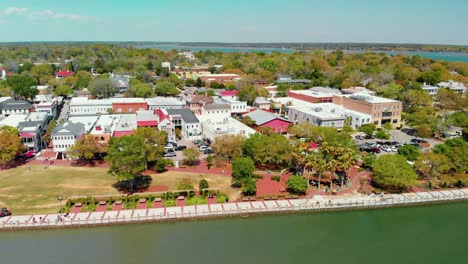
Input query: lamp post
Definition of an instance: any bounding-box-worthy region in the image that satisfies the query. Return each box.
[57,195,64,207]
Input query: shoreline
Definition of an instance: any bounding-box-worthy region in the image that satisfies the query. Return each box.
[2,189,467,232]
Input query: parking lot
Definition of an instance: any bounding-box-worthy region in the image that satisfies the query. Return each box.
[163,137,211,165]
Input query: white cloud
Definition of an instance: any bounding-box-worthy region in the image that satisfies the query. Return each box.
[0,6,90,22]
[1,7,29,16]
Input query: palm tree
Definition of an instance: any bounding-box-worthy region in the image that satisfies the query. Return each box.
[305,152,327,191]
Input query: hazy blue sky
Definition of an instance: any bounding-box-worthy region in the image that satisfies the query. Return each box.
[0,0,467,44]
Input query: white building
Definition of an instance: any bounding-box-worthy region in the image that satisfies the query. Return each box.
[286,102,371,130]
[201,104,231,119]
[178,51,196,61]
[166,109,202,140]
[422,80,467,96]
[69,97,112,116]
[145,97,186,110]
[52,122,87,158]
[35,96,58,119]
[214,97,247,115]
[199,116,256,141]
[162,62,171,69]
[158,118,176,142]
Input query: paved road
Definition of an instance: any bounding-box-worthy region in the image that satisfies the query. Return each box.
[57,98,70,122]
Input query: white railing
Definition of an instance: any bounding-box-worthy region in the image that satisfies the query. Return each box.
[1,189,467,230]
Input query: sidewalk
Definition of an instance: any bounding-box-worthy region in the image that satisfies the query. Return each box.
[3,189,467,231]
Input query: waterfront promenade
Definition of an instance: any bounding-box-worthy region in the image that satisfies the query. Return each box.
[2,189,468,231]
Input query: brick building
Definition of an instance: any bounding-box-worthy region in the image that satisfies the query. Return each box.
[332,92,402,128]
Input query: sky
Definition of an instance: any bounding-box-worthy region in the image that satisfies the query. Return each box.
[0,0,467,45]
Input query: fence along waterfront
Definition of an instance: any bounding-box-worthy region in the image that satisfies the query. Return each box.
[2,189,468,231]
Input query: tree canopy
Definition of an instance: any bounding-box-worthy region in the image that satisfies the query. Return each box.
[106,135,146,183]
[0,129,25,167]
[372,154,418,192]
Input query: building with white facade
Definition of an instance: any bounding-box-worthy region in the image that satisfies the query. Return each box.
[286,103,371,130]
[422,80,467,96]
[69,98,112,116]
[18,112,49,152]
[34,96,58,119]
[214,97,247,115]
[52,122,86,158]
[166,109,201,140]
[145,97,186,110]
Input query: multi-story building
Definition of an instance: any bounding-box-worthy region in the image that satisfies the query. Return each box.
[286,103,371,130]
[69,98,112,116]
[214,97,247,115]
[52,121,86,159]
[0,99,34,116]
[166,109,202,140]
[111,98,148,113]
[422,80,467,96]
[253,97,271,110]
[332,92,402,128]
[288,89,338,103]
[145,97,186,110]
[34,96,58,119]
[187,95,214,115]
[18,112,49,152]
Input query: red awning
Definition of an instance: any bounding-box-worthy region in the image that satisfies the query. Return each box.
[137,120,158,127]
[20,132,35,138]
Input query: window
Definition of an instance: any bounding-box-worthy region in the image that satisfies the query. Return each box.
[374,121,379,125]
[392,119,398,124]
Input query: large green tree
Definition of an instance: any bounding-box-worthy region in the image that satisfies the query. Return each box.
[6,75,38,100]
[0,129,25,167]
[106,135,146,192]
[372,155,418,192]
[182,148,200,166]
[89,78,115,98]
[211,135,246,162]
[68,136,108,162]
[287,175,308,194]
[243,133,292,166]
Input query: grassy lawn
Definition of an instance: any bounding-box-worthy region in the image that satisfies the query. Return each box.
[0,166,240,215]
[150,171,241,202]
[0,165,119,215]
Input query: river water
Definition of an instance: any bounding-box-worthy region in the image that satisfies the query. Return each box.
[1,202,467,264]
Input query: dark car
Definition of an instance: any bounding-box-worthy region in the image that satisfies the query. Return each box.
[1,207,11,218]
[163,152,177,158]
[167,141,178,147]
[175,145,187,151]
[203,148,214,154]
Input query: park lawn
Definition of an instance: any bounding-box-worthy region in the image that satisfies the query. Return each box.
[150,171,241,202]
[0,165,119,215]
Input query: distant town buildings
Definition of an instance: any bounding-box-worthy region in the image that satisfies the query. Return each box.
[422,80,467,96]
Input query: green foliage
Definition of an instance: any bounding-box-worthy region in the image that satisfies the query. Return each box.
[372,155,418,191]
[397,144,421,161]
[286,175,308,194]
[243,133,292,166]
[417,70,441,85]
[360,124,376,137]
[182,148,200,166]
[361,153,377,169]
[154,80,179,96]
[0,129,25,167]
[177,179,194,191]
[241,177,257,196]
[89,78,115,98]
[271,175,281,182]
[154,159,171,172]
[129,81,154,98]
[68,136,107,162]
[374,130,390,140]
[106,135,146,182]
[232,157,255,180]
[199,178,209,193]
[6,75,38,100]
[54,85,74,96]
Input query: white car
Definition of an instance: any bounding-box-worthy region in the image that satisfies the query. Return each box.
[199,145,208,151]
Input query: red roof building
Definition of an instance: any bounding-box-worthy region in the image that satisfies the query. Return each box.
[220,90,238,97]
[243,109,292,133]
[55,70,75,79]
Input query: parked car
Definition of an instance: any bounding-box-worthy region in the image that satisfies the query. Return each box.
[203,148,214,154]
[355,135,365,140]
[1,207,11,218]
[175,145,187,151]
[199,145,209,151]
[167,141,178,147]
[163,152,177,158]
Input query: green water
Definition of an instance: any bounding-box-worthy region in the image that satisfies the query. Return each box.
[1,203,467,264]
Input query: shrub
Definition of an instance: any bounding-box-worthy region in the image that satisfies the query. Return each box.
[271,175,281,182]
[252,174,264,179]
[286,175,308,194]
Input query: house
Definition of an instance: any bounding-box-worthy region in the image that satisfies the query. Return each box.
[136,110,159,127]
[276,74,312,85]
[166,109,201,140]
[187,95,214,115]
[145,97,186,110]
[18,112,49,152]
[69,97,112,116]
[178,51,196,61]
[111,98,148,113]
[253,97,271,110]
[76,88,91,98]
[0,99,34,116]
[218,90,238,100]
[173,65,211,79]
[422,80,467,96]
[110,76,130,94]
[52,121,86,159]
[55,70,74,80]
[244,109,292,133]
[332,92,402,128]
